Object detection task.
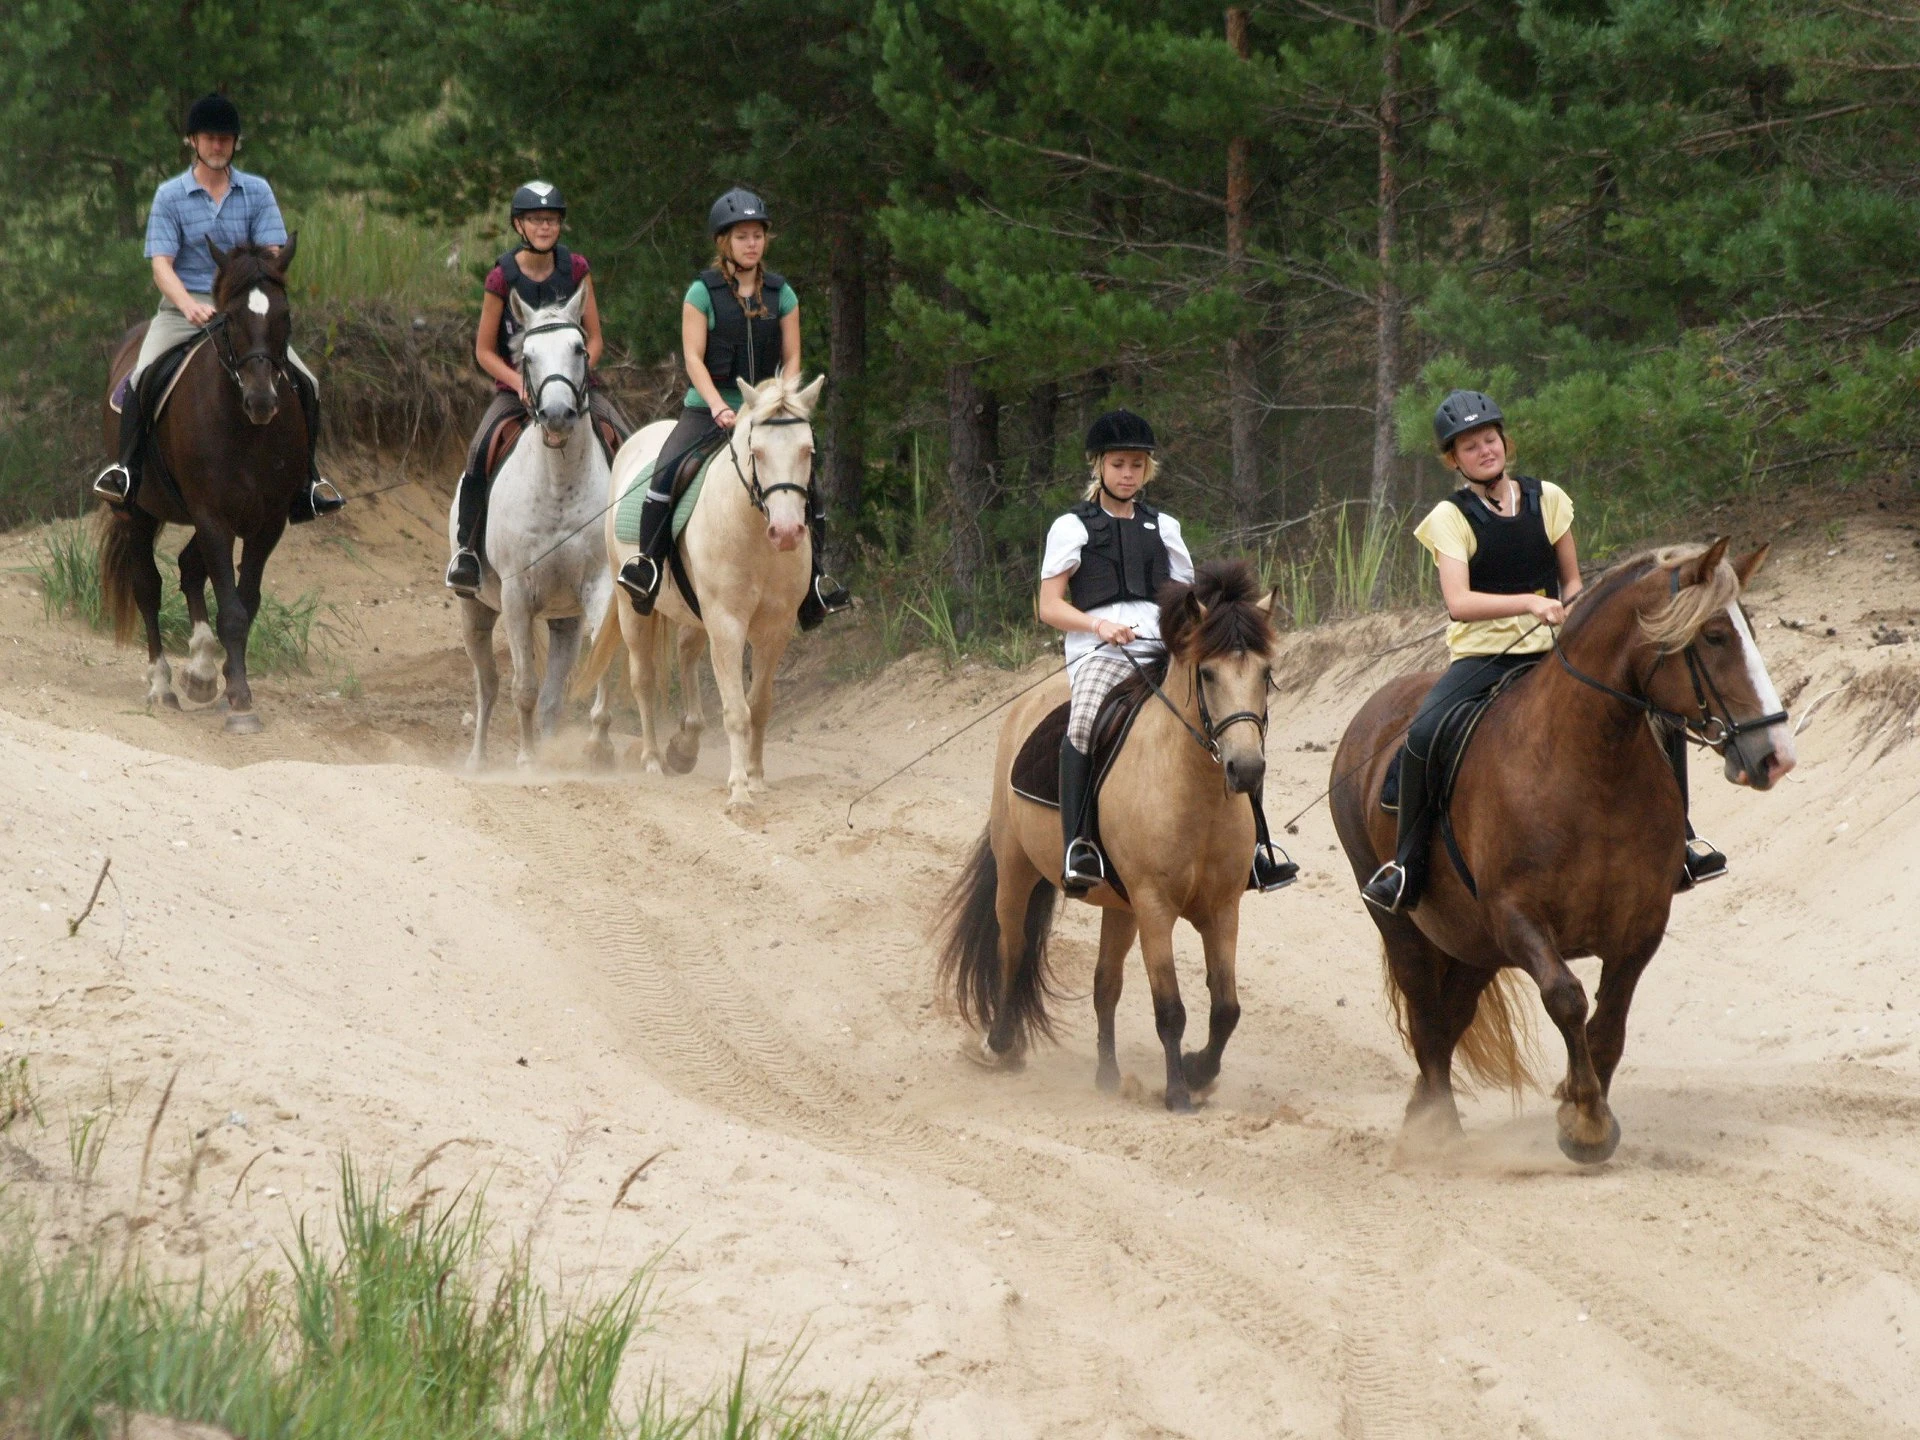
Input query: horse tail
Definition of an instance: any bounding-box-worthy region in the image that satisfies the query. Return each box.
[1381,949,1539,1098]
[571,604,625,703]
[96,507,146,646]
[936,827,1061,1048]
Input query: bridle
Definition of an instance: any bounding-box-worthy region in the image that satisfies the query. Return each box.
[1554,568,1789,774]
[203,275,289,395]
[1117,644,1270,764]
[516,319,589,418]
[724,413,812,513]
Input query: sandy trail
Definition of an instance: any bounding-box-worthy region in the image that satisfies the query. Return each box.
[2,479,1919,1436]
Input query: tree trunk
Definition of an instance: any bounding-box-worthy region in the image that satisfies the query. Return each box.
[1369,0,1403,536]
[946,360,1000,634]
[1225,6,1261,527]
[821,217,868,567]
[1020,380,1058,502]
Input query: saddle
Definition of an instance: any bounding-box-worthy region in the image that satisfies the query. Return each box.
[1009,658,1166,896]
[1381,660,1539,895]
[480,408,623,481]
[109,335,203,425]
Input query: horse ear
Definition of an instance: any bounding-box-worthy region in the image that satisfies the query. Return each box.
[276,231,298,275]
[1682,535,1730,588]
[1183,589,1209,627]
[508,290,532,328]
[1732,542,1770,590]
[563,285,587,323]
[1255,587,1278,617]
[794,374,826,416]
[207,238,228,270]
[738,377,762,411]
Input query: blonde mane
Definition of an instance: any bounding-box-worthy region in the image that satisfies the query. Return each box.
[1641,543,1743,649]
[738,369,818,422]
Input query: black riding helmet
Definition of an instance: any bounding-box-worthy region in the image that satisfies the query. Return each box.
[1084,408,1157,457]
[1433,389,1504,450]
[184,93,241,136]
[709,187,769,236]
[511,181,567,219]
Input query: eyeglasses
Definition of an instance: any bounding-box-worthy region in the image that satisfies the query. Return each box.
[518,214,563,227]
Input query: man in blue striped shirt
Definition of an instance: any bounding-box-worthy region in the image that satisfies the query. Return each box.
[95,94,343,523]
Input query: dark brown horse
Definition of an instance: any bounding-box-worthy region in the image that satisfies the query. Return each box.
[100,240,307,732]
[1331,540,1795,1163]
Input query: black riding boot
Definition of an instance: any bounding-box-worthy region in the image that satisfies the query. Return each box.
[1668,727,1727,889]
[1060,741,1106,898]
[444,469,486,595]
[93,387,144,507]
[286,371,344,524]
[1246,783,1299,893]
[616,488,675,615]
[1362,746,1432,913]
[797,493,853,631]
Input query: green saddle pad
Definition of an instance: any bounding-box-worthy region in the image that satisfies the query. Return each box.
[612,447,719,547]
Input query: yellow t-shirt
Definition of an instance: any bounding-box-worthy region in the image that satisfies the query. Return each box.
[1412,480,1573,660]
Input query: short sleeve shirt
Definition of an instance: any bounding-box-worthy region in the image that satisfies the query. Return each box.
[1041,505,1195,670]
[1413,480,1574,659]
[143,168,288,295]
[483,252,593,391]
[682,277,799,410]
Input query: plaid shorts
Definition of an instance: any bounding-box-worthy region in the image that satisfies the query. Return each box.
[1067,647,1158,750]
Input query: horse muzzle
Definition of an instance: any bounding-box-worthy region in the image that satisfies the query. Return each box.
[1223,752,1266,795]
[766,516,805,551]
[242,391,280,426]
[1725,727,1796,790]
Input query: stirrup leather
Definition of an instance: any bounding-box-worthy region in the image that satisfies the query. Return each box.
[1361,861,1409,914]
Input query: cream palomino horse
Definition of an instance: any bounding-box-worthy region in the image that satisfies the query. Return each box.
[577,371,825,806]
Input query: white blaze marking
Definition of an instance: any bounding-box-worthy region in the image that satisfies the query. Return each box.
[1728,603,1794,763]
[247,287,269,315]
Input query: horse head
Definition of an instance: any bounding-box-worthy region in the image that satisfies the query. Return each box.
[737,372,825,551]
[509,289,590,443]
[1159,559,1279,794]
[208,236,295,426]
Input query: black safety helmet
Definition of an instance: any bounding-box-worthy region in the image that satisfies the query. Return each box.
[184,93,241,137]
[709,186,769,237]
[511,180,567,220]
[1433,389,1505,451]
[1084,409,1157,458]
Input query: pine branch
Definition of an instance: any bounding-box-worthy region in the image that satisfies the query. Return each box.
[974,131,1226,208]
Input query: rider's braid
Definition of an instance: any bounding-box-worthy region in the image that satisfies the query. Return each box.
[716,232,769,319]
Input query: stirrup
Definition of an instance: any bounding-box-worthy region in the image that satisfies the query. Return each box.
[309,477,346,515]
[1249,841,1299,894]
[617,554,662,615]
[814,572,852,612]
[1361,861,1409,914]
[1679,837,1728,890]
[445,549,481,597]
[1062,837,1108,896]
[93,463,131,505]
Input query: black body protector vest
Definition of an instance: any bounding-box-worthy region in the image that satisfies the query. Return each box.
[495,245,580,359]
[700,267,786,390]
[1066,498,1172,612]
[1445,474,1560,598]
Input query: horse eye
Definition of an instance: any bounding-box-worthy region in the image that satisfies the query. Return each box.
[1703,627,1728,647]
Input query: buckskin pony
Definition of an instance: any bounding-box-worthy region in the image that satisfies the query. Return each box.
[1330,540,1794,1163]
[936,560,1280,1112]
[99,240,308,733]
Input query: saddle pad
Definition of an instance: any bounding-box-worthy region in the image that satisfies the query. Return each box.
[111,336,204,419]
[612,446,722,547]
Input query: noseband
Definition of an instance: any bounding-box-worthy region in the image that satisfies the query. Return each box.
[725,413,812,514]
[1555,568,1789,770]
[517,319,590,417]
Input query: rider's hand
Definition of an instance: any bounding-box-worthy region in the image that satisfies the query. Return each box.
[182,298,217,327]
[715,406,738,430]
[1528,594,1567,626]
[1094,619,1136,647]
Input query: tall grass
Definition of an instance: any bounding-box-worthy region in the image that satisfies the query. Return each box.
[0,1159,892,1440]
[24,521,336,674]
[284,194,483,313]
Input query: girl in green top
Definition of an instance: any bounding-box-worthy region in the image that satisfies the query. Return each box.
[616,187,851,628]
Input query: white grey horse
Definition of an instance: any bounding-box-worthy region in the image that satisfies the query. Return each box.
[448,289,614,770]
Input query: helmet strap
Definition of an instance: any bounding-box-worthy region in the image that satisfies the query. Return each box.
[1098,478,1135,508]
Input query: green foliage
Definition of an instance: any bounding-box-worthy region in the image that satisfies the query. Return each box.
[0,1160,893,1439]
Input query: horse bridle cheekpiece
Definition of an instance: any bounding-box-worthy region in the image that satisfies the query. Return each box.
[727,414,812,513]
[205,275,288,392]
[517,319,589,416]
[1556,565,1789,776]
[1119,646,1268,764]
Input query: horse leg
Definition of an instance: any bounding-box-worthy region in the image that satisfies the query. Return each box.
[1135,902,1193,1112]
[1181,907,1243,1096]
[1500,911,1617,1164]
[704,616,755,807]
[538,615,581,740]
[665,622,705,774]
[1093,908,1137,1093]
[621,609,664,773]
[176,540,221,704]
[582,574,616,771]
[123,510,176,710]
[460,598,499,772]
[1587,938,1662,1098]
[1379,916,1497,1153]
[500,584,541,768]
[743,628,789,795]
[194,525,260,734]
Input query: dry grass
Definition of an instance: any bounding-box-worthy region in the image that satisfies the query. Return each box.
[1843,662,1920,758]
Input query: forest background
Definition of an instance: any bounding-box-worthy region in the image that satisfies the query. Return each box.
[4,0,1918,637]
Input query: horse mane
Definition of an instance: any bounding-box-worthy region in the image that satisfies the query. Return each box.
[211,244,286,306]
[739,370,816,422]
[505,299,577,362]
[1158,559,1275,660]
[1561,543,1741,651]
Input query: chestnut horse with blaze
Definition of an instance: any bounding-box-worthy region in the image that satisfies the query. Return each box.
[1331,540,1794,1163]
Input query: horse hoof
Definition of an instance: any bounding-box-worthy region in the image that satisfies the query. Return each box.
[1180,1053,1221,1094]
[585,740,615,772]
[965,1036,1024,1071]
[223,710,263,736]
[1095,1061,1120,1094]
[159,692,182,711]
[664,738,699,775]
[1557,1113,1622,1166]
[181,672,219,704]
[1164,1089,1196,1114]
